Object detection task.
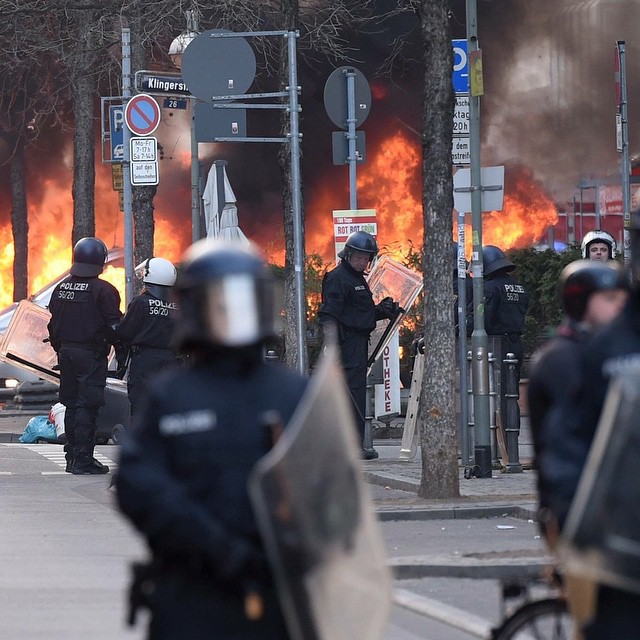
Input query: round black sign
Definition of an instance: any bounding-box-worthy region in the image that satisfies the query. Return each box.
[181,29,256,102]
[323,66,372,130]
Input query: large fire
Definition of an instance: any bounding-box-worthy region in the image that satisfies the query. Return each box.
[0,129,557,311]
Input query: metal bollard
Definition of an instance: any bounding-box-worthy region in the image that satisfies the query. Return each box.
[488,351,499,467]
[503,352,523,473]
[465,350,474,466]
[362,381,378,459]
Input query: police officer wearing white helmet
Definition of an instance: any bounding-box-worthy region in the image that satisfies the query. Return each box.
[581,230,616,262]
[116,257,179,417]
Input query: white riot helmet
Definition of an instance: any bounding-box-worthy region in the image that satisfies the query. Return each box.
[581,230,616,260]
[135,257,177,301]
[136,257,177,286]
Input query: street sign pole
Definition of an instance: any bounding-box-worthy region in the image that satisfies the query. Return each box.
[121,28,134,306]
[346,69,358,209]
[466,0,491,478]
[617,41,631,273]
[287,31,307,375]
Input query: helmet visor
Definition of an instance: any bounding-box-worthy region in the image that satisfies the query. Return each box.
[203,273,277,346]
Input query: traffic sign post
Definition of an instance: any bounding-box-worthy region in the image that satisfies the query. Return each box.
[124,93,161,136]
[129,137,158,186]
[324,66,372,210]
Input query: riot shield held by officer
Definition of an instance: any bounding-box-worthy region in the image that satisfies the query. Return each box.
[116,240,308,640]
[47,237,122,475]
[317,231,398,460]
[116,257,179,418]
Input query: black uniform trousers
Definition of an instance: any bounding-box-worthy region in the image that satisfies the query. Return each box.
[340,329,369,443]
[127,347,176,418]
[58,345,108,465]
[146,568,287,640]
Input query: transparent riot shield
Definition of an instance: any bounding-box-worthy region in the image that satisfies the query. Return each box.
[366,255,422,374]
[0,300,60,384]
[248,344,392,640]
[561,370,640,595]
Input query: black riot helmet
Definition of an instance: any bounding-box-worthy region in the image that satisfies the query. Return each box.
[560,259,627,321]
[70,237,108,277]
[340,230,378,266]
[173,239,278,351]
[482,245,515,278]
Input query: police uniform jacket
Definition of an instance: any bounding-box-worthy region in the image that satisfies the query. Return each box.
[483,271,529,338]
[116,290,177,351]
[543,295,640,527]
[48,275,122,352]
[318,260,379,339]
[527,321,589,512]
[116,352,307,635]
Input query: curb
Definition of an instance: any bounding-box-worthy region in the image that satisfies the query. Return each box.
[390,553,552,580]
[376,504,538,521]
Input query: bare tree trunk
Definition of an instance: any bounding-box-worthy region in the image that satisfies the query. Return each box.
[278,0,306,369]
[71,9,98,244]
[133,185,156,265]
[10,141,28,300]
[130,6,156,264]
[417,0,459,499]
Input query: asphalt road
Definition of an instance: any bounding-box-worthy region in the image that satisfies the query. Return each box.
[0,441,542,640]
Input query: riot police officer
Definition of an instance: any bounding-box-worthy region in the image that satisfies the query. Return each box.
[318,231,397,459]
[581,230,616,262]
[542,220,640,639]
[47,237,122,474]
[116,257,178,417]
[116,240,308,640]
[528,260,628,538]
[467,245,529,431]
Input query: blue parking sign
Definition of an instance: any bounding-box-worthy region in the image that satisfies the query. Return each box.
[452,39,469,94]
[109,105,124,161]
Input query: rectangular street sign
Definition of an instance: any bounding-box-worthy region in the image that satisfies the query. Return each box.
[452,137,471,165]
[111,163,123,191]
[131,161,159,186]
[135,72,191,96]
[452,39,469,94]
[109,105,124,161]
[453,165,505,213]
[453,95,469,136]
[130,137,157,163]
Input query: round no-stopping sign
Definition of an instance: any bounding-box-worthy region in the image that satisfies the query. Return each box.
[124,94,161,136]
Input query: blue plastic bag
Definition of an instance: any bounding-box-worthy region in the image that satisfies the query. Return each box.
[19,416,58,444]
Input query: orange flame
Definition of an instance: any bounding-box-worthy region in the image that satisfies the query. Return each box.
[0,131,558,311]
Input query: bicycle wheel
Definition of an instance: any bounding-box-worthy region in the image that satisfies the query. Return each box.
[492,598,573,640]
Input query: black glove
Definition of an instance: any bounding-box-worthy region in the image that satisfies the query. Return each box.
[377,296,399,320]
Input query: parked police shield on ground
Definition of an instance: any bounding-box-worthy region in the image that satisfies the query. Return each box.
[317,231,398,460]
[116,257,179,418]
[116,239,308,640]
[47,237,122,474]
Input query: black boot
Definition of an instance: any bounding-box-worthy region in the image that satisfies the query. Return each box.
[70,459,110,475]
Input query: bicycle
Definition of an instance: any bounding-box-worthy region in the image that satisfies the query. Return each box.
[490,570,574,640]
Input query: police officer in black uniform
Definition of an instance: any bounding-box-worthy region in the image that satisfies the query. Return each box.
[47,237,122,474]
[116,240,308,640]
[527,260,627,540]
[541,221,640,639]
[468,245,529,429]
[318,231,397,460]
[116,257,178,418]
